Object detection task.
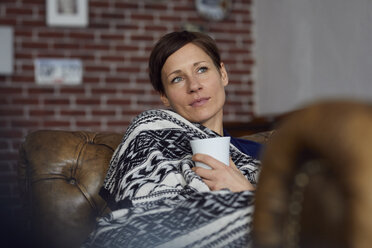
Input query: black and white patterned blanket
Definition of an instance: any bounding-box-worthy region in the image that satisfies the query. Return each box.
[83,109,261,248]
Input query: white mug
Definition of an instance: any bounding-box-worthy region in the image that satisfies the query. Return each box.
[190,136,231,169]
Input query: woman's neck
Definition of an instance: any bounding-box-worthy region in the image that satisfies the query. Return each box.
[201,114,224,136]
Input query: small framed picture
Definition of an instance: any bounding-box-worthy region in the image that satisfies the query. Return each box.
[46,0,88,27]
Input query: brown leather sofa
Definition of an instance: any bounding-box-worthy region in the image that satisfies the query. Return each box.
[18,129,272,248]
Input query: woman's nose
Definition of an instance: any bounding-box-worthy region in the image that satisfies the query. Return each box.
[188,77,202,93]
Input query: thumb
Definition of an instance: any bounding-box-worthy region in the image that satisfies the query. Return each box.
[229,158,238,170]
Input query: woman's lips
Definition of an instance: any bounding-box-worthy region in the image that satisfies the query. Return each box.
[190,97,210,107]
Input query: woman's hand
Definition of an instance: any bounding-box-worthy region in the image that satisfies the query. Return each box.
[191,154,255,192]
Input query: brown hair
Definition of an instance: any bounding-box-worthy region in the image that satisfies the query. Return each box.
[148,31,222,95]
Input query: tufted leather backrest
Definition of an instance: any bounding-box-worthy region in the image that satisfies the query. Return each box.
[18,130,122,248]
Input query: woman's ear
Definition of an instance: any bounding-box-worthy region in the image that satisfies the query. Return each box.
[160,93,170,107]
[220,62,229,87]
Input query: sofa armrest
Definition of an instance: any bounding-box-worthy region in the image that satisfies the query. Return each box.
[18,130,122,248]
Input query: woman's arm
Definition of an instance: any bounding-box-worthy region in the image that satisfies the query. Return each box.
[191,154,255,192]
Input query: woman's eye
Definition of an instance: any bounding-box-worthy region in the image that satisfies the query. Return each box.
[171,76,182,83]
[197,67,208,73]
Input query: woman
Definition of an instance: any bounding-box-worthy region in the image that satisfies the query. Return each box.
[83,31,262,248]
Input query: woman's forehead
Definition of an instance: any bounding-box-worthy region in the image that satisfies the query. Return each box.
[162,44,211,71]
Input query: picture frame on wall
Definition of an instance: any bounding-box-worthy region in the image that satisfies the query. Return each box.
[46,0,88,27]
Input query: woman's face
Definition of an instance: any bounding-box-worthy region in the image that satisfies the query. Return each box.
[160,43,228,132]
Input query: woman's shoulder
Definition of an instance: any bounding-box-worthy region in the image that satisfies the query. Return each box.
[126,109,195,133]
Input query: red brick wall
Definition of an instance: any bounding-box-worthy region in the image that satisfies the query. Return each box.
[0,0,254,216]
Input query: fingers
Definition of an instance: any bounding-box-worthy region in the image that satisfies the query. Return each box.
[191,154,255,192]
[192,153,226,169]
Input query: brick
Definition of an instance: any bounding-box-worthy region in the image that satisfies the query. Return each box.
[242,58,255,65]
[53,42,81,50]
[85,65,111,73]
[120,89,146,95]
[0,87,22,95]
[60,88,86,94]
[21,64,34,72]
[100,33,125,40]
[75,99,101,105]
[0,17,17,26]
[90,0,111,8]
[115,45,138,51]
[101,13,126,20]
[135,78,151,84]
[229,48,251,54]
[22,41,49,49]
[145,2,169,10]
[107,120,131,128]
[105,77,130,84]
[69,32,95,40]
[83,44,111,51]
[28,88,55,94]
[174,5,195,11]
[42,121,70,128]
[159,15,182,22]
[0,130,23,139]
[0,109,24,116]
[235,90,253,96]
[6,7,33,16]
[101,55,125,62]
[11,75,34,83]
[44,99,70,105]
[116,67,141,73]
[91,110,115,116]
[20,19,45,27]
[12,98,39,105]
[131,14,154,21]
[131,34,154,41]
[60,110,86,116]
[106,99,131,105]
[121,110,142,117]
[38,31,65,39]
[91,88,116,94]
[19,0,44,4]
[137,99,162,106]
[76,121,101,127]
[83,76,100,84]
[11,120,40,128]
[14,52,33,59]
[130,56,148,63]
[89,21,110,29]
[228,68,251,75]
[14,29,33,38]
[116,23,140,30]
[29,109,55,116]
[35,51,65,57]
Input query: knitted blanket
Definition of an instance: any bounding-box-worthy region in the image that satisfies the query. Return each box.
[83,109,261,248]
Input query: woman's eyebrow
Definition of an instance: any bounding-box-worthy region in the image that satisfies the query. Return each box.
[193,61,207,66]
[166,61,208,78]
[167,69,181,78]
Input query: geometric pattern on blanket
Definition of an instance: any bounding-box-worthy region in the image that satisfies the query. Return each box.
[84,109,261,247]
[101,109,260,208]
[83,190,255,248]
